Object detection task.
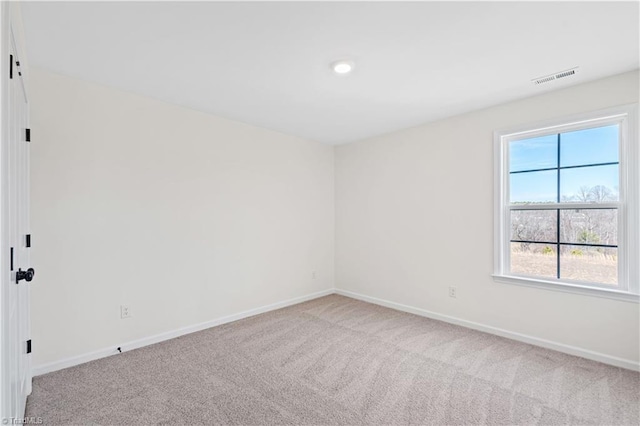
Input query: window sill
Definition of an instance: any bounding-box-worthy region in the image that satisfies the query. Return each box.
[492,274,640,303]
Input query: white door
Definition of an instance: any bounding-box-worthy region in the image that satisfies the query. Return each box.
[1,19,32,422]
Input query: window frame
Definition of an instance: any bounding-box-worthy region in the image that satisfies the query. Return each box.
[493,104,639,303]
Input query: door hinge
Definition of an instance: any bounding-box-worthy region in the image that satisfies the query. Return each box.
[9,54,13,79]
[25,128,30,142]
[10,247,13,271]
[26,234,31,247]
[26,340,31,354]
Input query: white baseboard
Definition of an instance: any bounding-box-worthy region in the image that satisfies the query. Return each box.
[33,288,334,376]
[335,289,640,372]
[34,287,639,376]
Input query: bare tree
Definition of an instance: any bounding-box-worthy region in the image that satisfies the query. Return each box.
[589,185,615,203]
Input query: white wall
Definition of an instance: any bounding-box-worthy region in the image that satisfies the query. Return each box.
[30,68,335,367]
[335,71,640,364]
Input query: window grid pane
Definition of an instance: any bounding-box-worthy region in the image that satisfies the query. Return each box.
[560,246,618,285]
[510,242,557,280]
[560,125,619,168]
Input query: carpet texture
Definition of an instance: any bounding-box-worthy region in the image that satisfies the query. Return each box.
[26,295,639,425]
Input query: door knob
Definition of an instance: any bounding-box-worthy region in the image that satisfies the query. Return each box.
[16,268,34,284]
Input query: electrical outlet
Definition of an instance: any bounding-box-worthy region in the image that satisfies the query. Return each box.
[312,271,317,280]
[448,286,457,298]
[120,305,131,319]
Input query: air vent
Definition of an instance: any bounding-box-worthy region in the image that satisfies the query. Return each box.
[532,67,579,85]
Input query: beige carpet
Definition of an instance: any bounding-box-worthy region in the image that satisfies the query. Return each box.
[26,294,639,425]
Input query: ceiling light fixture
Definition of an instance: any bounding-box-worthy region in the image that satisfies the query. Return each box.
[331,60,354,75]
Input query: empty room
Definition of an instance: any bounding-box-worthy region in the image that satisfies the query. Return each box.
[1,1,639,425]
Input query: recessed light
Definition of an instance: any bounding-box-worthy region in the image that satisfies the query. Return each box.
[331,60,354,75]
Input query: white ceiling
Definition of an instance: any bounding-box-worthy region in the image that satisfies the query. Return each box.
[21,1,639,145]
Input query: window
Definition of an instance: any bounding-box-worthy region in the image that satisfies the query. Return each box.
[494,105,639,301]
